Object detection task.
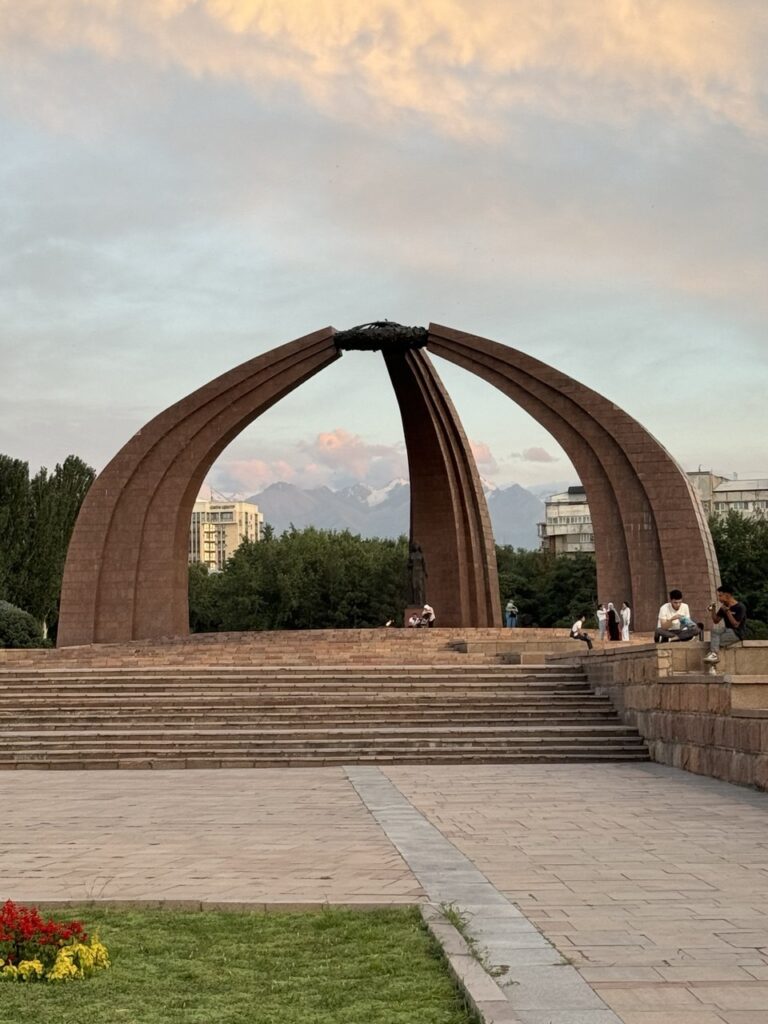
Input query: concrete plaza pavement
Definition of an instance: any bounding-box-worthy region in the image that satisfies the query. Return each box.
[1,762,766,1024]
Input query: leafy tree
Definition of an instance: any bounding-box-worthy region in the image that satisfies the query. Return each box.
[709,510,768,635]
[23,456,96,638]
[496,546,597,627]
[188,562,223,633]
[188,527,410,631]
[0,600,46,649]
[0,456,31,606]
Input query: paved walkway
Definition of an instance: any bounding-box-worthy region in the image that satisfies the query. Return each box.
[1,763,766,1023]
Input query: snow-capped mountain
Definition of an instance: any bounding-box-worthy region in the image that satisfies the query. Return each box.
[247,479,546,548]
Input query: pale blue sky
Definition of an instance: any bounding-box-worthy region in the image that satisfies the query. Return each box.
[2,1,766,495]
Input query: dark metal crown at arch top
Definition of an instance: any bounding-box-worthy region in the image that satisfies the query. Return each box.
[334,320,428,352]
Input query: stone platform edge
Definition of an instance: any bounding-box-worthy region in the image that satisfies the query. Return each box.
[545,642,768,790]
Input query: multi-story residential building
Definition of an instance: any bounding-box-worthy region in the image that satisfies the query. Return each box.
[688,473,768,518]
[189,500,263,572]
[538,472,767,554]
[537,486,595,555]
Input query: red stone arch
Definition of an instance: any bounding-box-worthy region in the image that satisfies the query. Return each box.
[426,324,718,630]
[57,322,717,645]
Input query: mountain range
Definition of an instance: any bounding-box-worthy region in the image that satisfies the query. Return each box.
[247,479,550,549]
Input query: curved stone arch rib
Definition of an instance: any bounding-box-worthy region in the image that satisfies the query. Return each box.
[428,324,718,629]
[129,340,338,640]
[58,329,339,646]
[406,351,499,625]
[383,348,500,626]
[427,327,671,628]
[425,332,635,618]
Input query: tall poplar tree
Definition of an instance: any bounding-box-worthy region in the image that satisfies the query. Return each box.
[24,456,95,637]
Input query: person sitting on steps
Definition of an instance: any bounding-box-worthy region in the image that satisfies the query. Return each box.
[570,613,593,651]
[654,589,700,643]
[704,585,747,664]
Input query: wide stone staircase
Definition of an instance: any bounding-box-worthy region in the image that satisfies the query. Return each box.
[0,631,649,768]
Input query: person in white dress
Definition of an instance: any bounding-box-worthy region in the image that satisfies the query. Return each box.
[620,602,631,641]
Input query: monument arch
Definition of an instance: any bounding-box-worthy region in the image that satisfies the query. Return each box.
[57,322,718,645]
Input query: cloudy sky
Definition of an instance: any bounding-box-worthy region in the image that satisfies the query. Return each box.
[2,1,766,497]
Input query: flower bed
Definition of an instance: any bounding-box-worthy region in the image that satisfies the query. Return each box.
[0,901,109,982]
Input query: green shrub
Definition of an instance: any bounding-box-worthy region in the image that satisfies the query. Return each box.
[0,601,46,648]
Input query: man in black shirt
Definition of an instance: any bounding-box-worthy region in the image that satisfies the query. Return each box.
[704,585,747,663]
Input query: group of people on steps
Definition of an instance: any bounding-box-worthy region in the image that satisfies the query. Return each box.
[570,586,746,662]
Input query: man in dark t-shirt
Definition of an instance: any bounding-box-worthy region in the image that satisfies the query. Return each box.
[704,585,747,663]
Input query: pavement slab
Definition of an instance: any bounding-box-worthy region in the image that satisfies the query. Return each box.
[386,762,768,1024]
[0,767,422,903]
[1,761,766,1024]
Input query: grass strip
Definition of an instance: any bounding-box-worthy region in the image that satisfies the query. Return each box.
[0,905,476,1024]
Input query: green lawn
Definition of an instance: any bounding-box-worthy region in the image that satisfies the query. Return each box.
[0,906,476,1024]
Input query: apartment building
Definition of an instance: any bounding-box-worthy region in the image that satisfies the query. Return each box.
[189,500,263,572]
[538,472,767,554]
[537,486,595,555]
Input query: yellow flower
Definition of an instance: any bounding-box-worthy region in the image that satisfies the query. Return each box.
[46,938,110,982]
[90,937,111,970]
[47,947,81,982]
[17,959,44,982]
[1,964,19,981]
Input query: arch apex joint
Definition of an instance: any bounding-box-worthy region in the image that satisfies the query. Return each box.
[334,321,428,352]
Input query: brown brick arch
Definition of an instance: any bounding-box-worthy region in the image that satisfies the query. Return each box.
[426,324,719,631]
[57,322,717,646]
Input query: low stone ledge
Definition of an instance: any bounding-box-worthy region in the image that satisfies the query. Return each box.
[728,674,768,711]
[420,905,520,1023]
[570,644,768,790]
[30,899,423,912]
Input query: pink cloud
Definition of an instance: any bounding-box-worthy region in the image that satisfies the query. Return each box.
[299,428,408,485]
[469,439,498,473]
[206,428,409,494]
[212,457,299,494]
[510,446,559,464]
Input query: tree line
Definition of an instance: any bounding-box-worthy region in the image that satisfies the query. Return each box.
[188,529,600,632]
[0,454,95,644]
[186,521,767,634]
[1,450,766,643]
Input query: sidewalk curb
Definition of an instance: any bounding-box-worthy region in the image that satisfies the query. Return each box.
[421,904,521,1024]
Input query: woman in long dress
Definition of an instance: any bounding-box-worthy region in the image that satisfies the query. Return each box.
[607,602,621,641]
[620,602,631,641]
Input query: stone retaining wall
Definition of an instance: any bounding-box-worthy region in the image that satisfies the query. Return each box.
[549,642,768,790]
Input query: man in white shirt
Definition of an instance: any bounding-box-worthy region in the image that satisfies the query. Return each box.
[422,604,436,627]
[570,613,593,650]
[654,589,700,642]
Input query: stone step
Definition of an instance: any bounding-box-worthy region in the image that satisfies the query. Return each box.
[0,676,590,690]
[0,707,619,724]
[2,750,651,770]
[2,736,646,755]
[1,731,646,752]
[0,692,609,706]
[0,666,585,681]
[0,679,593,696]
